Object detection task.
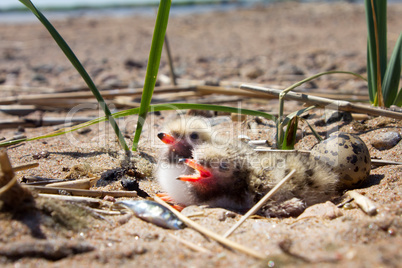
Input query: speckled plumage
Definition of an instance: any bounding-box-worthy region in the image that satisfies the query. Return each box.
[177,142,341,217]
[249,151,340,217]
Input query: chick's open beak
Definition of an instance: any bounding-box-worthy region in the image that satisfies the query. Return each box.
[158,132,176,145]
[177,159,212,182]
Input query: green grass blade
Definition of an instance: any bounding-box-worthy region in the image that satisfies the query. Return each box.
[281,116,298,150]
[394,87,402,107]
[132,0,171,151]
[301,118,323,143]
[19,0,129,150]
[0,103,276,147]
[277,105,315,149]
[365,0,378,104]
[364,0,387,106]
[366,39,377,104]
[375,0,388,81]
[383,33,402,107]
[282,106,316,126]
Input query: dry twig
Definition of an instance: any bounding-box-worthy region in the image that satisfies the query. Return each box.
[45,177,100,189]
[168,233,212,254]
[25,185,137,198]
[38,193,102,207]
[223,169,296,238]
[0,150,33,209]
[153,195,266,260]
[12,162,39,172]
[240,84,402,119]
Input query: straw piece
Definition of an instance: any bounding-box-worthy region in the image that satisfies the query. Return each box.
[223,169,296,238]
[45,177,100,190]
[196,85,368,102]
[0,176,18,196]
[90,208,123,215]
[0,117,95,129]
[0,150,34,209]
[12,162,39,172]
[168,233,212,254]
[153,195,265,260]
[0,85,195,105]
[37,193,102,206]
[0,105,37,116]
[25,185,137,198]
[370,159,402,166]
[240,84,402,119]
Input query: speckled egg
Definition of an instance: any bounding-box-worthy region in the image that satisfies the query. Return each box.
[311,132,371,189]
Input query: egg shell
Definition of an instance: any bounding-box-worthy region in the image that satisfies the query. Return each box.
[311,132,371,189]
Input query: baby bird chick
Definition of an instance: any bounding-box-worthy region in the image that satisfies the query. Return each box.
[177,143,340,217]
[157,116,212,162]
[155,116,213,205]
[177,142,254,211]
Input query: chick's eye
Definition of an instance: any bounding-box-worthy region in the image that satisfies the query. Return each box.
[219,162,230,171]
[189,132,199,140]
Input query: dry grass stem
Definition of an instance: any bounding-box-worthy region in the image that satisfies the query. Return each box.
[168,233,212,254]
[197,85,368,101]
[45,177,100,189]
[90,208,123,215]
[12,162,39,172]
[223,169,296,238]
[0,85,195,105]
[0,176,18,196]
[0,150,33,209]
[153,195,266,260]
[38,193,103,206]
[0,105,37,116]
[0,117,95,129]
[254,148,310,155]
[240,84,402,119]
[370,159,402,166]
[26,185,138,198]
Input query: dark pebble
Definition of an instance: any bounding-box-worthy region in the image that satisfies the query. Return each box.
[77,128,91,135]
[121,178,140,191]
[96,168,126,186]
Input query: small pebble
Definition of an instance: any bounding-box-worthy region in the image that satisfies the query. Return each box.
[225,211,237,218]
[371,131,401,150]
[17,126,25,133]
[297,201,343,220]
[342,202,355,210]
[241,66,264,79]
[33,151,50,159]
[121,178,140,191]
[78,128,92,135]
[103,195,115,202]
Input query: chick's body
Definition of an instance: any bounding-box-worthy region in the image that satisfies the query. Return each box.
[178,143,340,217]
[249,152,339,217]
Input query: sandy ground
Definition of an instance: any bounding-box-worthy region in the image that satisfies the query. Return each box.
[0,2,401,267]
